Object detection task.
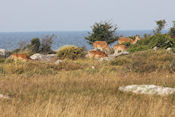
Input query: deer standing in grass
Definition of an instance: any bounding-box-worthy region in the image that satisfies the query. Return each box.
[113,44,127,55]
[93,41,111,54]
[118,35,141,45]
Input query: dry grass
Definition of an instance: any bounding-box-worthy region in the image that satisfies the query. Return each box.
[0,52,175,117]
[110,50,175,73]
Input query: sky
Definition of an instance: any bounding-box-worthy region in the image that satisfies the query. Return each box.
[0,0,175,32]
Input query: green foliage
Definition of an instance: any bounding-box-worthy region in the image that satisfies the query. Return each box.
[85,21,118,44]
[13,35,55,55]
[30,38,40,53]
[57,45,86,60]
[169,21,175,38]
[122,42,130,47]
[41,35,54,53]
[128,34,175,52]
[153,20,166,34]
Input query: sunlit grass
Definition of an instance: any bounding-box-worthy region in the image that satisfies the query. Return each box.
[0,50,175,117]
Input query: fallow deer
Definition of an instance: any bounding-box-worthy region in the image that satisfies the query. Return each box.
[10,53,30,62]
[93,41,111,54]
[118,35,141,45]
[88,50,108,59]
[113,44,127,55]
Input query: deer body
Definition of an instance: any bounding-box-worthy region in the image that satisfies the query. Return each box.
[118,36,141,45]
[88,50,108,59]
[113,44,127,54]
[93,41,111,54]
[10,54,30,62]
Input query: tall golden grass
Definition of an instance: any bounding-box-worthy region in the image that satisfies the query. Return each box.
[0,50,175,117]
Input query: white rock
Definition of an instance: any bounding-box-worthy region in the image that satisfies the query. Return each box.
[166,48,172,51]
[55,59,63,64]
[119,85,175,96]
[122,51,129,55]
[0,49,6,57]
[98,57,110,61]
[91,66,95,69]
[30,53,56,61]
[30,53,43,60]
[0,94,11,99]
[153,46,158,51]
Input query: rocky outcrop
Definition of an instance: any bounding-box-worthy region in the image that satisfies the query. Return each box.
[166,47,172,51]
[0,94,11,99]
[55,59,63,64]
[119,85,175,96]
[153,46,158,51]
[30,53,57,61]
[0,49,6,57]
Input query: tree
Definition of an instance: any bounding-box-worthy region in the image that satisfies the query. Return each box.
[30,38,40,53]
[169,21,175,38]
[85,21,118,45]
[18,41,27,50]
[41,35,54,53]
[153,20,166,35]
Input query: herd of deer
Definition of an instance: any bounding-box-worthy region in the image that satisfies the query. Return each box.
[8,36,141,61]
[88,36,141,59]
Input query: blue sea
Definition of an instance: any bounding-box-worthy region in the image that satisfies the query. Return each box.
[0,30,154,51]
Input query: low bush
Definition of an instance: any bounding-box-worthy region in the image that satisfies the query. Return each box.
[128,34,175,52]
[110,50,175,73]
[57,45,86,60]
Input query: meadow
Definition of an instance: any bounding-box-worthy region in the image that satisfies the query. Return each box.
[0,50,175,117]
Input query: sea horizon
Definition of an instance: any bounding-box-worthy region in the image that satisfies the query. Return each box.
[0,30,167,51]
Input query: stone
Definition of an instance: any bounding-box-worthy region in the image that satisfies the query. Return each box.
[0,94,11,99]
[0,49,6,57]
[30,53,57,61]
[119,85,175,96]
[55,59,63,64]
[166,48,172,51]
[153,46,158,51]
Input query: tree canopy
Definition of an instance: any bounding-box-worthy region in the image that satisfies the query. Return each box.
[169,21,175,38]
[85,21,118,45]
[153,20,166,35]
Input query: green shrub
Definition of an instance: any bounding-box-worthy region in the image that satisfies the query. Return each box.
[31,38,40,53]
[122,42,130,47]
[57,45,86,60]
[41,35,54,53]
[85,21,118,44]
[128,34,175,52]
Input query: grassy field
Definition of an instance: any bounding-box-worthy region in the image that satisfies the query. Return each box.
[0,50,175,117]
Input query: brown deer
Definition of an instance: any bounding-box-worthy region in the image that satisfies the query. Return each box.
[118,35,141,45]
[93,41,111,54]
[10,53,30,62]
[113,44,127,55]
[88,50,108,59]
